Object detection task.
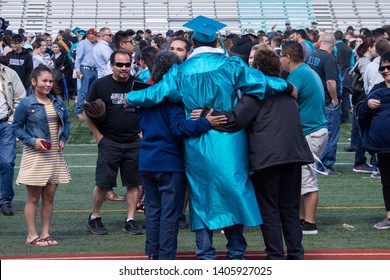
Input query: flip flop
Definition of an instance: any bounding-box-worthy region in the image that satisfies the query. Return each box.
[42,236,59,246]
[26,237,48,246]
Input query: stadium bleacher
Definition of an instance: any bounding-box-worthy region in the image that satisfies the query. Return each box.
[0,0,389,35]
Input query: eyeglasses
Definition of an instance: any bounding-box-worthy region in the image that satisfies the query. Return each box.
[280,54,288,58]
[103,34,114,38]
[123,40,134,44]
[114,62,131,68]
[379,65,390,73]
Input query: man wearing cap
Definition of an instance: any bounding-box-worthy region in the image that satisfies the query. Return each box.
[231,29,258,64]
[125,16,294,260]
[23,32,35,50]
[161,30,175,51]
[74,28,98,119]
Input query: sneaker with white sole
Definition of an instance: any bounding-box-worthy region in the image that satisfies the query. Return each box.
[374,218,390,229]
[325,166,341,176]
[302,221,318,234]
[353,163,373,173]
[371,170,381,179]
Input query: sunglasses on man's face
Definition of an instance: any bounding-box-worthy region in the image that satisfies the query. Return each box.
[379,65,390,73]
[115,62,131,68]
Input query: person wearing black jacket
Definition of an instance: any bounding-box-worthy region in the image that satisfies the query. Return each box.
[6,34,33,90]
[196,49,313,260]
[51,41,72,98]
[230,32,259,64]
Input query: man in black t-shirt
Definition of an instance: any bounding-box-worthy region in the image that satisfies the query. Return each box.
[307,33,342,176]
[84,50,143,235]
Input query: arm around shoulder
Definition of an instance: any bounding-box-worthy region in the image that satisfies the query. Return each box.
[169,103,211,138]
[213,95,260,132]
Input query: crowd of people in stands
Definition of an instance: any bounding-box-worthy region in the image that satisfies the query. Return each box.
[1,16,390,259]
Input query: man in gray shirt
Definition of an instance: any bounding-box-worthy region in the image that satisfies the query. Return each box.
[0,62,26,215]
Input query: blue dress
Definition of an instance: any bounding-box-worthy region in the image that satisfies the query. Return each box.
[126,48,289,230]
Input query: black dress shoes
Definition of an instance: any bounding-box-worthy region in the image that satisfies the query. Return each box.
[1,202,14,216]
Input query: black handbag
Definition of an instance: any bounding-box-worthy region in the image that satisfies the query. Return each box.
[344,60,365,105]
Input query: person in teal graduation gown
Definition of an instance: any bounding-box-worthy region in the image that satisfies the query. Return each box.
[125,16,294,260]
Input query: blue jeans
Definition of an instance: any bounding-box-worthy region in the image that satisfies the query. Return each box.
[352,107,367,166]
[195,224,247,260]
[74,68,97,115]
[0,123,16,204]
[318,103,341,170]
[142,172,185,260]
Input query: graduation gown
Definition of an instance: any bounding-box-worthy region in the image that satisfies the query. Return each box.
[126,47,289,230]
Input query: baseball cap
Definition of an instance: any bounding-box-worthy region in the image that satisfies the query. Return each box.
[86,28,98,36]
[242,29,258,38]
[72,27,81,34]
[183,15,226,43]
[166,29,175,37]
[26,32,36,38]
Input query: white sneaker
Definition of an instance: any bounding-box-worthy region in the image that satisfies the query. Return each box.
[374,218,390,229]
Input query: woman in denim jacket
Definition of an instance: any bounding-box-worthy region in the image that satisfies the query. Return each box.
[12,65,71,246]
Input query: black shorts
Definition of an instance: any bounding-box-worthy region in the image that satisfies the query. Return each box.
[96,136,142,189]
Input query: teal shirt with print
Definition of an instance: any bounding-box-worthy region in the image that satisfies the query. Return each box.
[288,63,328,136]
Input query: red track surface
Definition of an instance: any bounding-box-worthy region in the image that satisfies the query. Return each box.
[2,250,390,260]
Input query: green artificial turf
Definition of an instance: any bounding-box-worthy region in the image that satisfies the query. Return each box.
[1,104,388,257]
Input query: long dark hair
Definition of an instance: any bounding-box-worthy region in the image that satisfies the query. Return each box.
[141,46,158,71]
[30,64,60,96]
[356,37,375,58]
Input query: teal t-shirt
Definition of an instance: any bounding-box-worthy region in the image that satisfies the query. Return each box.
[288,63,328,136]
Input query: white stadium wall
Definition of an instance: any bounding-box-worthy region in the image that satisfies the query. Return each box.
[0,0,389,35]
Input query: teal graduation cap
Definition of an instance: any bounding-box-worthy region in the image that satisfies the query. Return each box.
[72,27,81,34]
[183,15,227,43]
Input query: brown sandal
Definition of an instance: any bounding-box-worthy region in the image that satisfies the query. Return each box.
[42,236,59,246]
[26,237,48,246]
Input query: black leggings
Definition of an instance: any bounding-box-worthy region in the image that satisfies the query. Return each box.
[377,153,390,211]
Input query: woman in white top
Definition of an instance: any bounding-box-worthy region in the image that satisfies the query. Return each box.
[32,37,54,69]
